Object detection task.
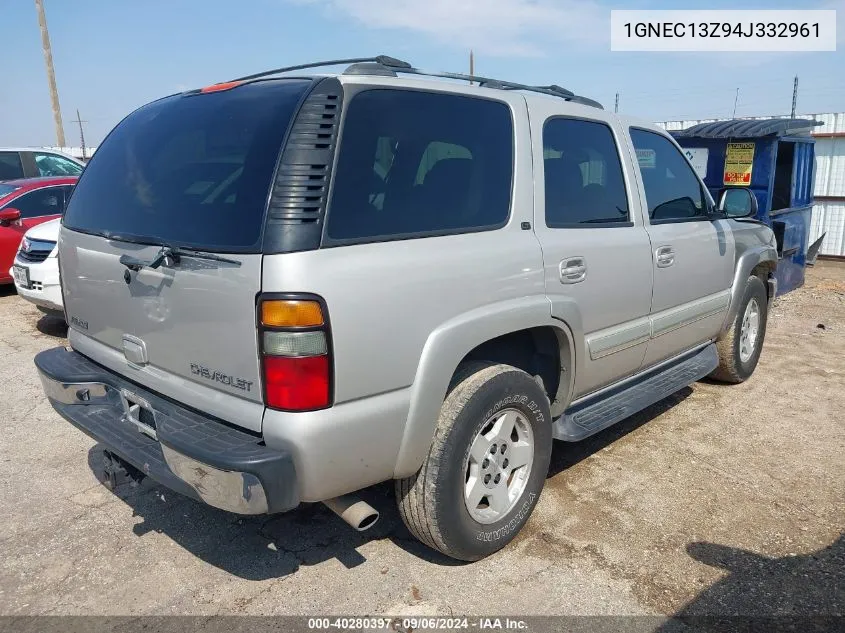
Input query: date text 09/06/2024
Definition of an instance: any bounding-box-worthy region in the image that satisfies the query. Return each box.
[307,617,529,630]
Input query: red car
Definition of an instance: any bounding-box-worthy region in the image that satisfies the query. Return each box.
[0,176,77,284]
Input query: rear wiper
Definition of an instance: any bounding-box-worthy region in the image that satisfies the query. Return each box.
[119,245,241,274]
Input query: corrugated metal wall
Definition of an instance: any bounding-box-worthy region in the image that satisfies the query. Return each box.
[658,112,845,256]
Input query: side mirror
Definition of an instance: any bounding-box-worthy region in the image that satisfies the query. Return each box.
[0,208,21,227]
[717,188,758,219]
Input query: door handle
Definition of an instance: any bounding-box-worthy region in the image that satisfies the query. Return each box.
[655,246,675,268]
[559,257,587,284]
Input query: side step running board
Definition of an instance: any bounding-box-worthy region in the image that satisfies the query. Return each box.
[553,344,718,442]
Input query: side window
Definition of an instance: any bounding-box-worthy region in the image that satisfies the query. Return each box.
[630,129,706,222]
[33,152,84,177]
[0,152,25,180]
[326,89,513,241]
[10,188,64,218]
[543,118,629,227]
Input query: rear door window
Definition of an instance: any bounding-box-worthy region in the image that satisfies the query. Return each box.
[7,187,64,218]
[543,118,630,227]
[63,80,312,252]
[0,152,24,180]
[326,89,513,242]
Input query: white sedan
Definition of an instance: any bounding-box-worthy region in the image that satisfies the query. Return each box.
[10,218,63,318]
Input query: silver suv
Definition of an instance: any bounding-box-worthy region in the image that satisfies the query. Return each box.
[35,56,777,561]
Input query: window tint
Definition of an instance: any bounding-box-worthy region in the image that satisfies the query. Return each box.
[63,80,311,252]
[33,152,83,176]
[630,129,706,222]
[543,118,629,227]
[326,90,513,241]
[0,152,24,180]
[7,187,64,218]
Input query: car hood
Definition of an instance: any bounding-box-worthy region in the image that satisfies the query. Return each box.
[25,218,61,242]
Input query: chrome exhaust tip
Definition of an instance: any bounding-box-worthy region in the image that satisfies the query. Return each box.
[323,494,380,531]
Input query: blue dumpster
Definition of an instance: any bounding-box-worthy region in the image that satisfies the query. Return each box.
[672,118,821,295]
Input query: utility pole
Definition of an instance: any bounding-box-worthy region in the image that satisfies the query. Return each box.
[614,92,619,113]
[469,50,474,85]
[73,109,87,160]
[35,0,66,147]
[791,75,798,118]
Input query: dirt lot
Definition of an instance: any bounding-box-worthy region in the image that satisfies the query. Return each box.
[0,264,842,620]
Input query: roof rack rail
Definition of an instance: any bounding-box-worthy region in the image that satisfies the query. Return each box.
[230,55,411,82]
[374,58,602,109]
[230,54,602,109]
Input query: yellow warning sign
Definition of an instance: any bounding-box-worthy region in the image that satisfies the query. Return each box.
[723,142,755,186]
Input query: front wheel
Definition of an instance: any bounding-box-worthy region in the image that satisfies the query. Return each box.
[396,363,552,561]
[710,275,769,383]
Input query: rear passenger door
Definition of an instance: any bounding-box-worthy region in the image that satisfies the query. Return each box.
[531,106,654,398]
[627,127,735,368]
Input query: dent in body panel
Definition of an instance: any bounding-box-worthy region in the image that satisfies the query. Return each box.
[59,228,266,432]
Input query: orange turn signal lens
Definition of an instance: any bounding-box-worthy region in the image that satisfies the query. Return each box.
[261,300,324,328]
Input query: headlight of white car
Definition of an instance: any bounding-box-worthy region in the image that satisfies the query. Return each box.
[48,245,58,258]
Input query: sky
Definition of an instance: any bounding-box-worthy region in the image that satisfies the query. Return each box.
[2,0,844,147]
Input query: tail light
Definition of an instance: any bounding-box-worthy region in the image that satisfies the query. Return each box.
[258,296,331,411]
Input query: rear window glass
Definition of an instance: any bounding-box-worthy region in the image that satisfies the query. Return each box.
[0,152,24,180]
[326,89,513,242]
[63,80,311,252]
[0,184,21,200]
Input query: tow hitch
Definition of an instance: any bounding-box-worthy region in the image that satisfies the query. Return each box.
[99,450,146,491]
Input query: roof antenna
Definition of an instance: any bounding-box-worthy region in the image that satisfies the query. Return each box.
[732,88,739,118]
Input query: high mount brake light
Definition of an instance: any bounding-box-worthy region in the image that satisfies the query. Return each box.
[200,81,243,94]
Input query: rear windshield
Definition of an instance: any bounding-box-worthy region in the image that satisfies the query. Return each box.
[63,80,312,252]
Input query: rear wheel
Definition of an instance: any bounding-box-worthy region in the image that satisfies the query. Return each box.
[396,363,552,561]
[710,275,768,383]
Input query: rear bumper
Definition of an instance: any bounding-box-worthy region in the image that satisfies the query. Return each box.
[34,346,299,515]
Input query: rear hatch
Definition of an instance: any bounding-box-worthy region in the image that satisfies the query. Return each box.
[59,79,313,432]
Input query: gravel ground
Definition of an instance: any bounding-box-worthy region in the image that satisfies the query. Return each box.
[0,263,842,619]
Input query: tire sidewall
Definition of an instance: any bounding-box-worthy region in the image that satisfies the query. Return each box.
[732,277,768,379]
[434,368,552,560]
